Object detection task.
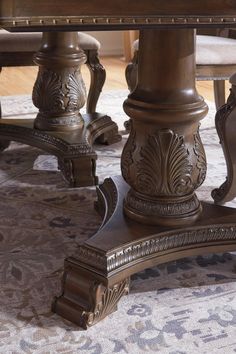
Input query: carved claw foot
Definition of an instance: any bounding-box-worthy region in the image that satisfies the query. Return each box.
[212,79,236,204]
[58,156,98,187]
[52,258,130,329]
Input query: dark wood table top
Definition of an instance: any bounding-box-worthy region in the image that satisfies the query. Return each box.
[1,0,236,31]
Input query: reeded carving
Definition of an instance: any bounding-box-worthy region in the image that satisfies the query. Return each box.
[194,129,207,186]
[136,129,193,196]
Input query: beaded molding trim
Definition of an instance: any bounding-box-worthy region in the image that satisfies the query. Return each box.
[1,15,236,28]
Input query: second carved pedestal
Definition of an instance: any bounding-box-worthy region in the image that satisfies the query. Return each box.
[0,32,121,187]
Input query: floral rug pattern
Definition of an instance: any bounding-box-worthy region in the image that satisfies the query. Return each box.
[0,91,236,354]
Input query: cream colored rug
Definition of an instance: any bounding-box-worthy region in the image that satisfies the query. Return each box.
[0,91,236,354]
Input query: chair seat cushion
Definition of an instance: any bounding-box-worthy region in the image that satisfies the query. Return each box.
[0,29,100,52]
[133,35,236,65]
[196,35,236,65]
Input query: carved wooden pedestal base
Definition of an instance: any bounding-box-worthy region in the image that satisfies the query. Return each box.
[53,176,236,328]
[0,31,121,187]
[0,113,121,187]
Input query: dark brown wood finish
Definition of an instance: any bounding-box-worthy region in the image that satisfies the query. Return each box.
[2,0,236,31]
[122,29,208,226]
[1,0,236,328]
[2,0,236,18]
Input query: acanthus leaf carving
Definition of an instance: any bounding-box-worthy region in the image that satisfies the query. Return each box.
[33,69,65,113]
[136,129,193,196]
[65,70,87,112]
[193,128,207,187]
[87,279,130,326]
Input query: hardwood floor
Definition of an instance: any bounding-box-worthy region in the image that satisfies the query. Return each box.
[0,56,231,103]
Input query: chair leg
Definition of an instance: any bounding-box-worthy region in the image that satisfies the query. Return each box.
[85,49,106,114]
[125,51,138,93]
[214,80,226,110]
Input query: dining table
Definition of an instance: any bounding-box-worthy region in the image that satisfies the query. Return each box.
[1,0,236,329]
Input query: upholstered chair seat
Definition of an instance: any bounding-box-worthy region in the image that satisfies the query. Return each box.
[127,34,236,110]
[132,35,236,66]
[196,35,236,65]
[0,29,100,52]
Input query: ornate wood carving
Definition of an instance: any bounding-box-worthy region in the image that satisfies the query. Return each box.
[78,223,236,274]
[0,112,121,187]
[33,68,86,130]
[54,175,236,328]
[53,261,130,329]
[32,32,87,131]
[76,177,236,275]
[2,16,236,30]
[32,69,65,112]
[194,128,207,187]
[106,225,236,271]
[125,189,201,219]
[136,129,193,196]
[120,29,208,226]
[66,70,86,111]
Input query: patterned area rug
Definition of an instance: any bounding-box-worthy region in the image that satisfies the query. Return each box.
[1,91,236,354]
